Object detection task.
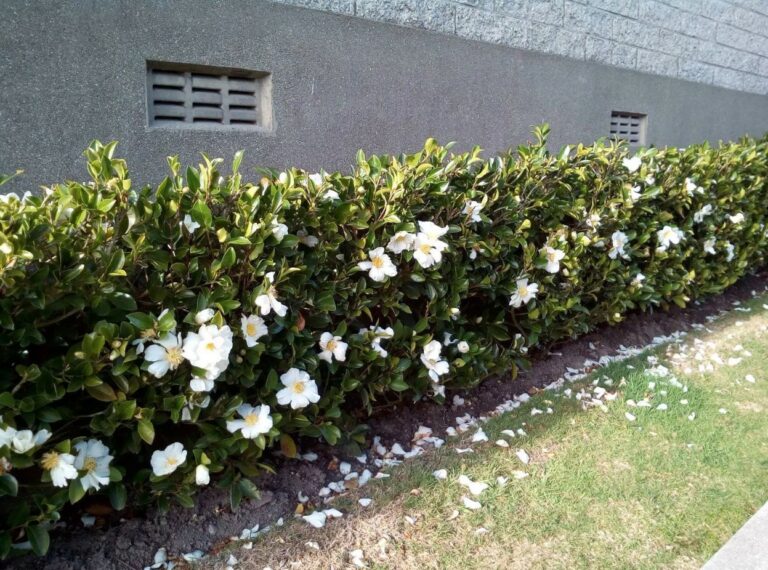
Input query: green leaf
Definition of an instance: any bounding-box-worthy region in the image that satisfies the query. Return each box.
[191,200,213,228]
[137,418,155,444]
[230,482,243,510]
[68,478,86,504]
[27,525,50,556]
[108,483,127,511]
[86,382,118,402]
[0,474,18,497]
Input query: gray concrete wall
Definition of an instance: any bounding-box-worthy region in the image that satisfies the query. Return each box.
[1,0,768,191]
[274,0,768,96]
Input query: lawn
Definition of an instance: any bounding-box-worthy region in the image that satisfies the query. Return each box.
[202,292,768,570]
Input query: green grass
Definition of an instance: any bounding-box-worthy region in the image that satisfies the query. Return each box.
[205,293,768,570]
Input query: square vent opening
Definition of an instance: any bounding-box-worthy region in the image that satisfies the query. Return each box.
[147,61,272,131]
[610,111,647,145]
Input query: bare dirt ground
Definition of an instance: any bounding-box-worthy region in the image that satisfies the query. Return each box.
[4,271,765,570]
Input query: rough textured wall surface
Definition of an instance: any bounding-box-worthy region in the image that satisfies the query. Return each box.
[1,1,767,190]
[272,0,768,95]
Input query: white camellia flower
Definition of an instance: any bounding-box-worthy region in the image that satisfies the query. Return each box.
[190,376,215,393]
[632,273,646,286]
[729,212,745,224]
[241,314,268,348]
[725,242,735,261]
[622,156,641,173]
[297,230,319,247]
[271,219,288,241]
[41,451,78,488]
[226,404,274,439]
[195,308,215,325]
[704,237,716,255]
[609,231,629,260]
[74,439,113,491]
[413,234,445,268]
[195,464,210,486]
[0,425,15,448]
[308,173,324,187]
[586,213,601,230]
[361,326,394,357]
[386,231,416,254]
[684,178,703,196]
[11,429,51,454]
[629,185,641,202]
[542,246,565,273]
[277,368,321,409]
[509,278,538,308]
[322,189,340,201]
[418,220,449,242]
[144,332,184,378]
[318,332,348,363]
[645,175,655,185]
[358,247,398,282]
[151,442,187,476]
[183,214,200,234]
[693,204,713,223]
[421,340,449,382]
[463,200,483,223]
[412,221,450,269]
[657,225,684,251]
[457,341,470,354]
[255,272,289,317]
[182,324,233,381]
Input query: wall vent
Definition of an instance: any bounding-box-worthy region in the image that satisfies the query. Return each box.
[147,62,272,131]
[610,111,647,145]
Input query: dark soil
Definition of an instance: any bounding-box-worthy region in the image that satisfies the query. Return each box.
[5,271,766,570]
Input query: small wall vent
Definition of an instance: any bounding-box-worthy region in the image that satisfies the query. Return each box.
[610,111,647,145]
[147,62,272,131]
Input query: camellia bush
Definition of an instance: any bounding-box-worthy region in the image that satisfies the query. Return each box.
[1,126,767,556]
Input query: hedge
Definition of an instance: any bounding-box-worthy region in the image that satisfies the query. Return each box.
[1,125,767,557]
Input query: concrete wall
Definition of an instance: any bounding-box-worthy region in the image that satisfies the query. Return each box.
[274,0,768,95]
[1,0,767,191]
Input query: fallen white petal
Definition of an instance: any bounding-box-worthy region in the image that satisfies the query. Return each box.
[458,474,489,496]
[433,469,448,480]
[471,428,489,443]
[462,496,482,510]
[302,511,327,528]
[515,449,530,465]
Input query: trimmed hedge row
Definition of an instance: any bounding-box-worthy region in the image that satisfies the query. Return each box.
[1,125,767,556]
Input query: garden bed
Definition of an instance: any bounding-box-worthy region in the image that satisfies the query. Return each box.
[7,271,765,570]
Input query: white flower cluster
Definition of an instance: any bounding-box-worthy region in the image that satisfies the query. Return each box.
[0,424,113,491]
[358,220,452,282]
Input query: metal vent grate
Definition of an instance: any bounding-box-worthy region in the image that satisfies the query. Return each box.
[610,111,647,145]
[147,62,272,131]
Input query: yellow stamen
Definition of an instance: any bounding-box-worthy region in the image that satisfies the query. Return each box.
[84,457,98,473]
[246,323,257,336]
[292,382,306,394]
[166,346,184,367]
[244,414,258,427]
[372,256,384,269]
[41,452,60,471]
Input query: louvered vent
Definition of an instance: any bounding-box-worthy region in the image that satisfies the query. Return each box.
[610,111,647,145]
[147,62,272,131]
